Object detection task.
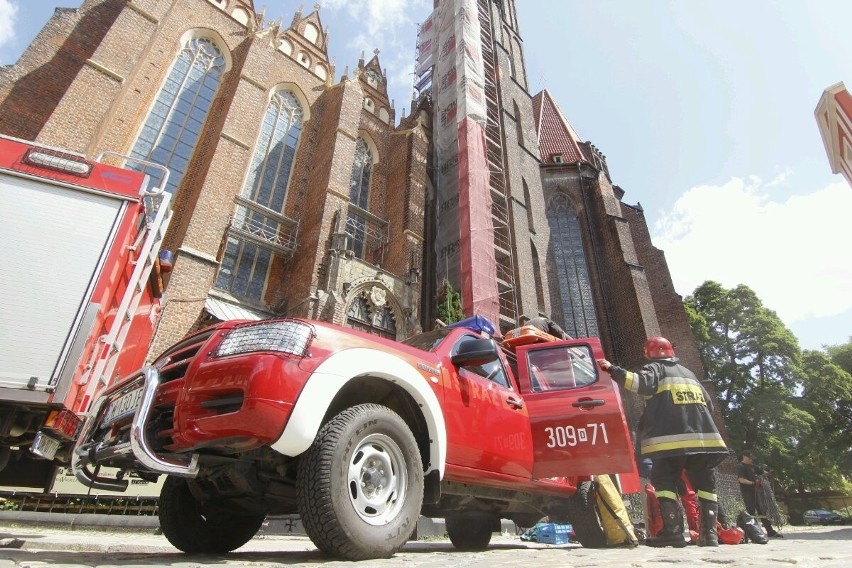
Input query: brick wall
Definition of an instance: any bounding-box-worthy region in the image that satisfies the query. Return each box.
[0,1,125,142]
[624,204,706,378]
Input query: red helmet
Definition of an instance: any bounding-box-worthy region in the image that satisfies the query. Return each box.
[644,336,675,359]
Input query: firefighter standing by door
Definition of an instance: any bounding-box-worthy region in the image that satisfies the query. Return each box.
[597,337,728,547]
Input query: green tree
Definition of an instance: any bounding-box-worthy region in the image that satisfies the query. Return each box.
[685,281,802,489]
[795,349,852,491]
[686,282,851,493]
[435,278,464,326]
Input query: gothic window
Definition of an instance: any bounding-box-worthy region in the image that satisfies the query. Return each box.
[523,178,534,231]
[231,8,250,25]
[303,23,319,44]
[129,36,226,195]
[346,137,373,258]
[530,241,545,314]
[513,100,523,146]
[345,289,397,339]
[547,194,599,338]
[242,90,303,210]
[214,90,304,302]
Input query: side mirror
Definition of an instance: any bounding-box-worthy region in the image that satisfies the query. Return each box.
[451,338,500,367]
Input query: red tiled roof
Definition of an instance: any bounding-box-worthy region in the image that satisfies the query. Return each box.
[532,89,588,164]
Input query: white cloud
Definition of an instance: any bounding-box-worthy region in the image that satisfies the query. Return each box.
[0,0,18,47]
[323,0,429,105]
[652,177,852,323]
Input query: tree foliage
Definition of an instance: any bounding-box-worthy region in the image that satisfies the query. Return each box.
[685,281,852,493]
[435,278,464,326]
[826,342,852,376]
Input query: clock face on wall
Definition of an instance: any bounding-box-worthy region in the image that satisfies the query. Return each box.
[366,69,383,87]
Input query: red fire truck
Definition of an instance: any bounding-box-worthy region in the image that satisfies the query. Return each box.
[0,134,171,489]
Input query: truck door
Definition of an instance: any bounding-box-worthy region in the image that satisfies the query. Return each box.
[516,339,635,479]
[442,334,534,478]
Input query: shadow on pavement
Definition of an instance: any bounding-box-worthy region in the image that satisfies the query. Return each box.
[783,527,852,540]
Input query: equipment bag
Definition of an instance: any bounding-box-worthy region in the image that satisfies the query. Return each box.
[717,522,745,545]
[594,474,638,547]
[737,511,768,544]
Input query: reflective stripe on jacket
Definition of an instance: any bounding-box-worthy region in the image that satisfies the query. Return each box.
[610,360,727,459]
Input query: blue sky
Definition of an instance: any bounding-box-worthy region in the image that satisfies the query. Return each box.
[4,0,850,351]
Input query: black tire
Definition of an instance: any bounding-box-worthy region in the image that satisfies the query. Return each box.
[158,477,265,553]
[445,514,494,551]
[297,404,424,560]
[566,480,607,548]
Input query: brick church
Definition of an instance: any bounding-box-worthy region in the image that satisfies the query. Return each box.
[0,0,703,387]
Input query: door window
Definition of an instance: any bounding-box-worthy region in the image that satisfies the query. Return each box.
[527,345,596,392]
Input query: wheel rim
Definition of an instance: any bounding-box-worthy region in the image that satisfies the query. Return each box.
[347,432,407,525]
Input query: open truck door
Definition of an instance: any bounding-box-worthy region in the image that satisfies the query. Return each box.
[515,338,636,480]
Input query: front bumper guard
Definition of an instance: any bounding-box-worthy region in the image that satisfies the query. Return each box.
[72,366,199,492]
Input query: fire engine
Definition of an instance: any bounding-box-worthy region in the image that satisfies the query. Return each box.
[0,134,171,489]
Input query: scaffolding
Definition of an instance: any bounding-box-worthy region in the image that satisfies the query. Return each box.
[415,0,518,330]
[476,0,518,331]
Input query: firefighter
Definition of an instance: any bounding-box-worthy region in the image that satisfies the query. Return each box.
[520,315,571,340]
[597,337,728,547]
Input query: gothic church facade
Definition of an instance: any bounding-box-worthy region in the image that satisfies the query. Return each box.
[0,0,703,386]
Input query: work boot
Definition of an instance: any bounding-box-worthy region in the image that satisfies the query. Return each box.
[697,499,719,547]
[763,519,781,537]
[647,498,687,548]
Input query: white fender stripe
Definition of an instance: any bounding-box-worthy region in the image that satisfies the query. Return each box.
[270,347,447,477]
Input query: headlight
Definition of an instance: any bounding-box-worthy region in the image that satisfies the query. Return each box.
[213,320,314,358]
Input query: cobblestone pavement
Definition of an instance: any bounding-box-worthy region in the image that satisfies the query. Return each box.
[1,523,850,567]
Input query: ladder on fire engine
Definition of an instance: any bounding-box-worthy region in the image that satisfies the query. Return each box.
[81,190,172,410]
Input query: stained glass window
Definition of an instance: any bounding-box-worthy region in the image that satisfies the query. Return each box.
[215,90,304,302]
[346,137,373,258]
[547,194,599,337]
[345,293,396,339]
[130,36,226,195]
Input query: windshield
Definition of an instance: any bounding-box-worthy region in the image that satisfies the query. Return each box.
[400,328,452,351]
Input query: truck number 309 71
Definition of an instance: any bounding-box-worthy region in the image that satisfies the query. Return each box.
[544,423,609,448]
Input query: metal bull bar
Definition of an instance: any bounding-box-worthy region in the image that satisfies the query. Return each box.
[72,366,199,492]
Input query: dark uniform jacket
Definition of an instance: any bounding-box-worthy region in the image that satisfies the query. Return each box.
[609,359,727,459]
[737,461,764,483]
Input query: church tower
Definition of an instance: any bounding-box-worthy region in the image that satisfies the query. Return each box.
[415,0,549,332]
[415,0,702,375]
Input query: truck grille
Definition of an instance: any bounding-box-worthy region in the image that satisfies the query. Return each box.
[155,329,216,383]
[149,329,216,451]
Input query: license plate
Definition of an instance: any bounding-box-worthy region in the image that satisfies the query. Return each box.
[102,386,144,426]
[31,431,61,460]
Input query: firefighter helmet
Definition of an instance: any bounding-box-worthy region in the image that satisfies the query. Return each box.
[644,336,675,359]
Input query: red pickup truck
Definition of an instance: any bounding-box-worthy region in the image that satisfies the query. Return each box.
[73,315,638,560]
